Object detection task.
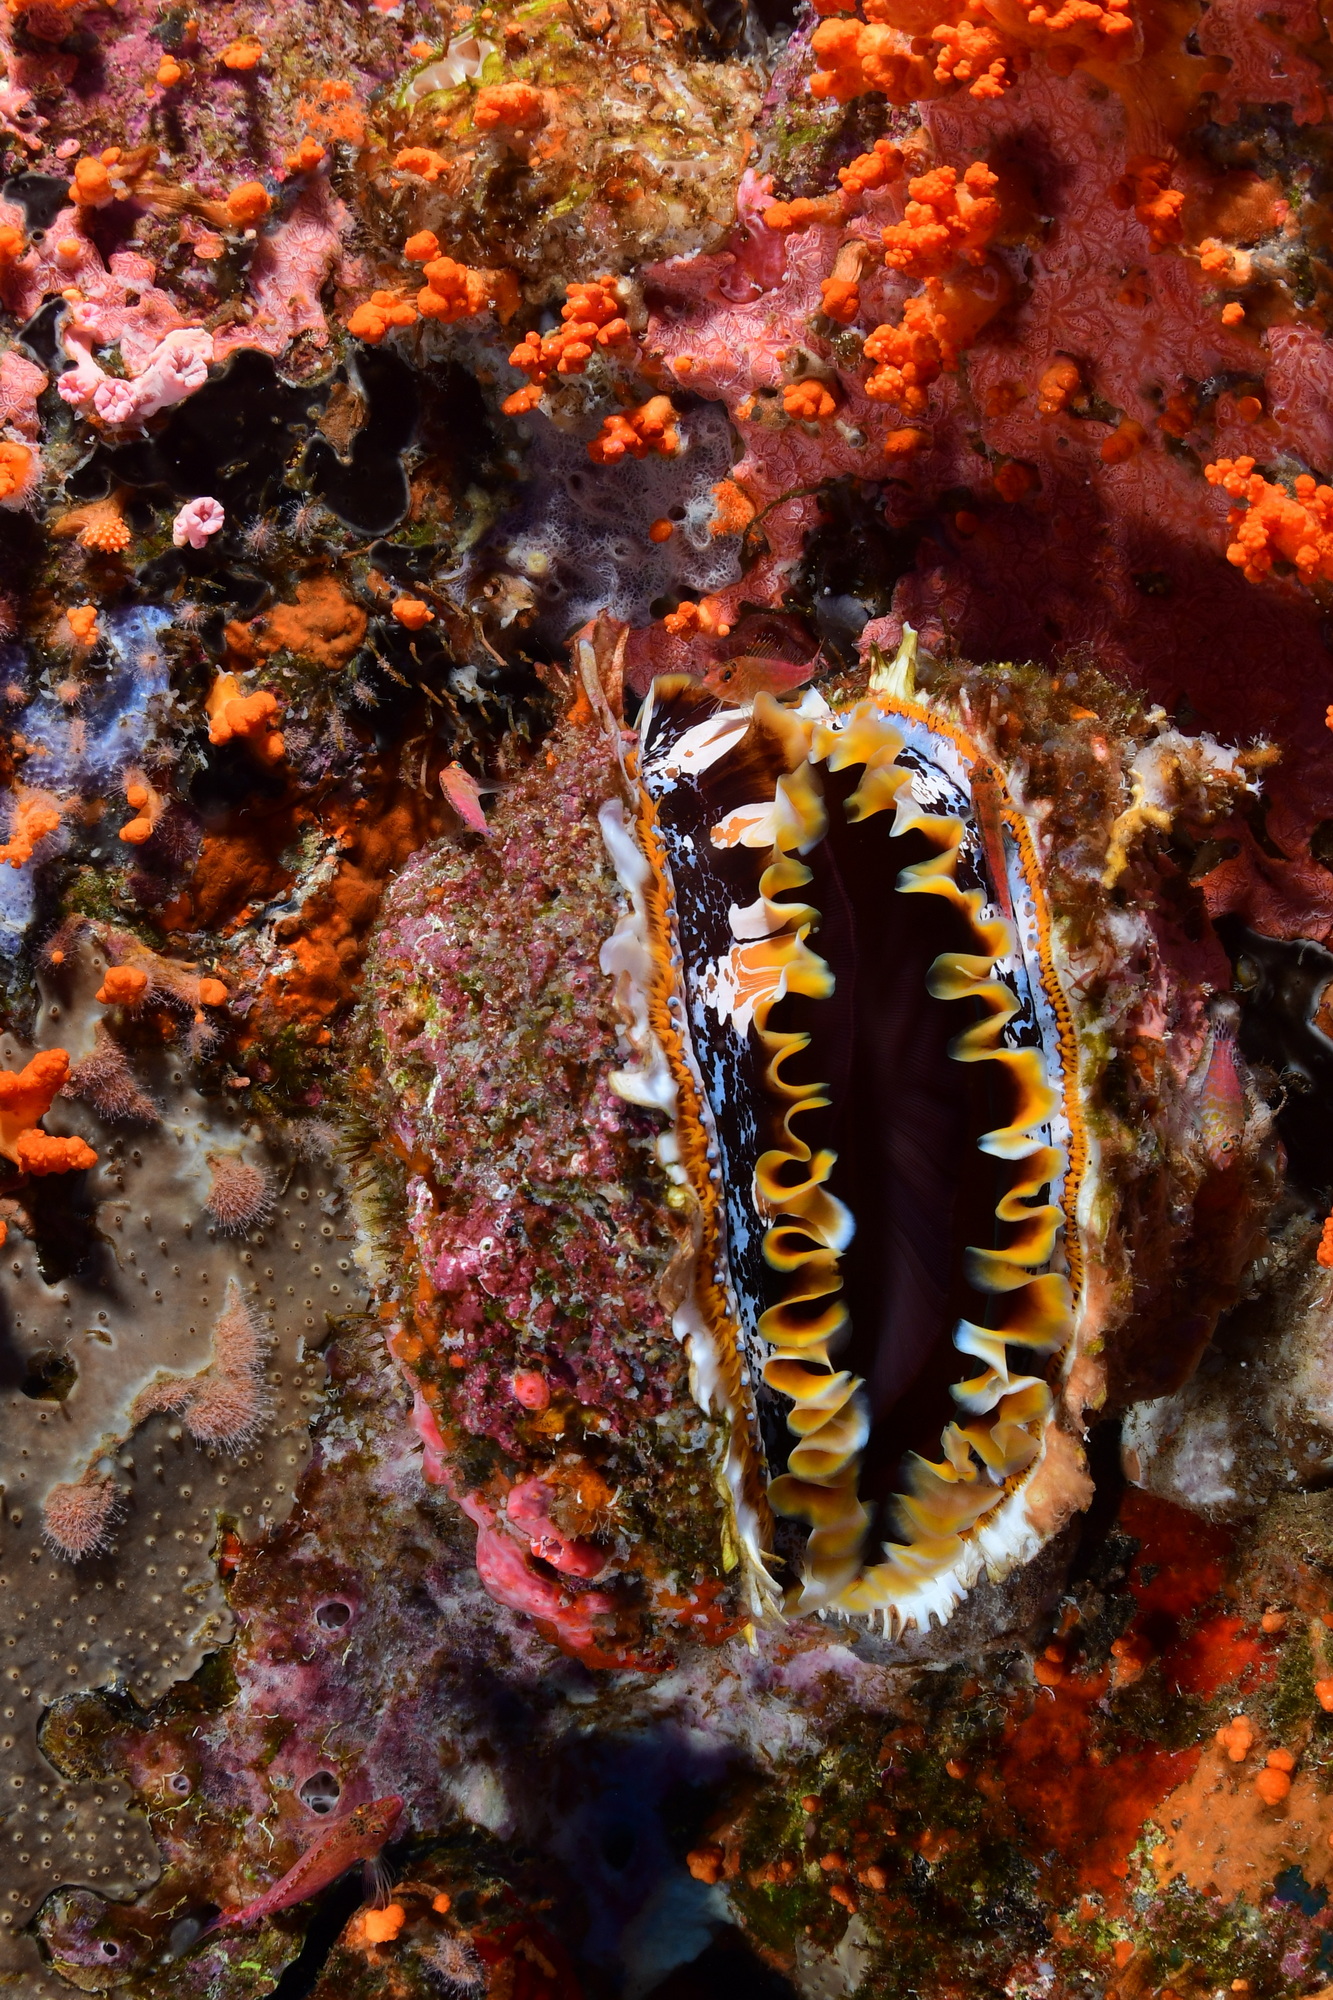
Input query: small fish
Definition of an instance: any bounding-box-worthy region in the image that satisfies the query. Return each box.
[969,762,1014,921]
[1200,1025,1246,1167]
[206,1795,404,1935]
[701,652,820,705]
[439,761,492,835]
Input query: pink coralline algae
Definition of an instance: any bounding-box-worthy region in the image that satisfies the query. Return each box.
[58,319,214,427]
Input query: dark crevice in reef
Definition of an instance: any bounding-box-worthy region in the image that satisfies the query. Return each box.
[301,347,418,534]
[70,349,326,511]
[643,1928,802,1998]
[1216,916,1333,1195]
[785,479,921,665]
[264,1871,383,1999]
[24,1167,117,1287]
[2,172,75,234]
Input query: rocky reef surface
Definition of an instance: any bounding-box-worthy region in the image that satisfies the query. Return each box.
[4,0,1333,1996]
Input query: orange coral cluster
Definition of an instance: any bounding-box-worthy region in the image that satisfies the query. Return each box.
[1111,155,1185,250]
[838,135,906,198]
[762,193,846,231]
[783,378,838,419]
[882,161,1001,276]
[0,441,35,505]
[96,965,148,1005]
[0,794,59,867]
[207,674,285,763]
[863,271,1007,412]
[810,0,1137,105]
[474,82,547,131]
[503,278,634,415]
[417,257,492,323]
[295,78,366,151]
[0,1049,96,1175]
[1205,458,1333,588]
[348,249,502,343]
[393,147,449,182]
[587,395,680,464]
[224,181,272,228]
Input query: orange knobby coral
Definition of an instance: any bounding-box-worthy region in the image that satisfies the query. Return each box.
[503,278,633,412]
[224,181,272,228]
[0,793,60,867]
[810,18,935,104]
[1100,416,1146,464]
[284,136,325,174]
[812,0,1137,105]
[0,1049,96,1174]
[1037,356,1082,415]
[881,162,1001,279]
[838,136,905,199]
[1205,457,1333,587]
[587,395,679,465]
[1111,156,1185,251]
[417,256,491,324]
[96,965,149,1005]
[820,239,871,325]
[220,36,263,70]
[393,147,450,182]
[347,290,420,343]
[66,606,99,644]
[69,155,117,208]
[783,378,838,420]
[0,440,36,507]
[1198,237,1253,288]
[863,268,1009,413]
[762,194,846,231]
[474,82,547,131]
[206,674,285,763]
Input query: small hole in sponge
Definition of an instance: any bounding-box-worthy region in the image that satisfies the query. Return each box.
[299,1771,341,1814]
[21,1349,77,1402]
[315,1599,352,1630]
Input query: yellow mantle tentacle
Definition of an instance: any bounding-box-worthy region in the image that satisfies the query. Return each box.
[756,692,1083,1623]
